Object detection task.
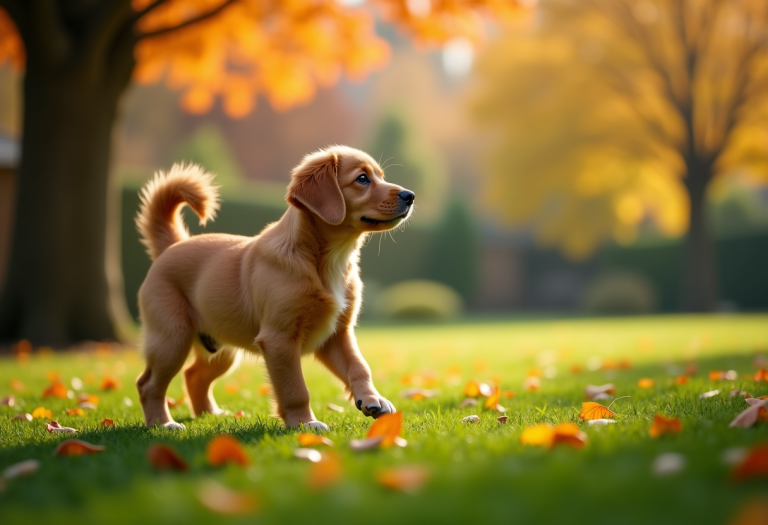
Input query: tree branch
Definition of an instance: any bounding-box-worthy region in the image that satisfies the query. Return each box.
[131,0,171,23]
[80,1,134,80]
[25,0,71,69]
[136,0,237,40]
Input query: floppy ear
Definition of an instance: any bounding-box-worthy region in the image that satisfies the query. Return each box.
[286,150,345,225]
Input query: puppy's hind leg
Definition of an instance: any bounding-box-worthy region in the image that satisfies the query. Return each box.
[184,346,241,417]
[137,328,193,430]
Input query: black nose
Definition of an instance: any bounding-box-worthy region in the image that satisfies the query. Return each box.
[398,191,415,206]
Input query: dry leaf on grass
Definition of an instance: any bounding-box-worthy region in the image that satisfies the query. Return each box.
[754,369,768,382]
[484,386,500,410]
[77,393,99,406]
[1,395,14,407]
[12,413,32,422]
[293,448,322,463]
[197,480,258,515]
[65,408,85,416]
[2,459,40,480]
[257,384,271,395]
[54,439,105,455]
[147,444,188,471]
[349,435,385,451]
[376,465,430,494]
[649,414,682,438]
[326,403,344,413]
[100,377,120,391]
[460,398,477,408]
[731,390,751,398]
[675,376,689,385]
[31,407,53,419]
[461,415,480,423]
[520,423,587,448]
[463,380,492,398]
[731,443,768,482]
[587,419,616,426]
[578,402,616,421]
[350,413,407,451]
[42,382,68,399]
[46,421,77,434]
[497,416,508,423]
[523,376,541,391]
[298,433,334,447]
[729,399,768,428]
[638,378,655,389]
[100,418,115,427]
[234,411,247,418]
[699,390,720,399]
[584,384,616,399]
[207,435,249,467]
[166,395,184,408]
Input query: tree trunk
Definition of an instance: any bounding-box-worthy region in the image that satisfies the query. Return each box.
[682,162,717,312]
[0,58,133,347]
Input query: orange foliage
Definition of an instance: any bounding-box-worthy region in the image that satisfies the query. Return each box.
[649,414,682,438]
[732,443,768,482]
[43,382,68,399]
[638,378,655,389]
[520,423,587,449]
[54,440,106,456]
[366,412,403,447]
[207,435,249,466]
[147,444,189,471]
[578,402,616,421]
[100,377,121,391]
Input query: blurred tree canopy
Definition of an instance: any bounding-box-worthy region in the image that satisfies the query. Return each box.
[475,0,768,311]
[0,0,529,346]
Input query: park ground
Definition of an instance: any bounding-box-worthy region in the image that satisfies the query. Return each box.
[1,314,768,525]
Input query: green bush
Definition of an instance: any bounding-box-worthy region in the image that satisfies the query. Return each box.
[581,271,658,315]
[376,280,463,321]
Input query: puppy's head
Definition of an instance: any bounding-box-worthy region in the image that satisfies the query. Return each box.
[287,146,414,232]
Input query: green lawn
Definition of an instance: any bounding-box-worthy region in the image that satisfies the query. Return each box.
[2,314,768,525]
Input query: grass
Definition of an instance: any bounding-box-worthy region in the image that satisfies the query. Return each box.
[2,314,768,525]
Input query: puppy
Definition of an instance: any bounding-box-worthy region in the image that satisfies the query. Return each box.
[135,145,414,430]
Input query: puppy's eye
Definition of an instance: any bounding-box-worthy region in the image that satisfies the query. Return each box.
[355,173,370,185]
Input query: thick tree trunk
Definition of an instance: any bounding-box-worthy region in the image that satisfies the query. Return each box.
[0,59,133,346]
[682,162,717,312]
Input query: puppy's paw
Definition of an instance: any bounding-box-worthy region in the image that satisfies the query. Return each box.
[162,421,186,430]
[355,395,396,419]
[305,421,330,432]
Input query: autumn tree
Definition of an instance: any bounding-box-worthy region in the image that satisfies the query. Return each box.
[0,0,529,346]
[475,0,768,311]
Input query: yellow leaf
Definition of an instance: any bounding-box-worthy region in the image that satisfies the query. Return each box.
[366,412,403,447]
[578,402,616,421]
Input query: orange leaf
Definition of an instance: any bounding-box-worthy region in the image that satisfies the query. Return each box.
[257,384,271,396]
[649,414,682,438]
[42,382,68,399]
[298,433,334,447]
[100,377,120,391]
[578,402,616,421]
[675,376,689,385]
[520,424,555,447]
[709,370,725,381]
[523,376,541,391]
[376,465,429,494]
[100,418,115,427]
[366,412,403,447]
[207,435,249,467]
[166,394,185,408]
[77,393,100,406]
[754,369,768,382]
[502,390,515,399]
[638,378,655,389]
[309,452,342,490]
[31,407,53,419]
[54,439,105,456]
[12,413,33,422]
[552,423,588,449]
[147,444,188,471]
[225,382,239,394]
[732,443,768,482]
[65,408,85,416]
[463,379,480,398]
[484,386,500,410]
[10,379,25,391]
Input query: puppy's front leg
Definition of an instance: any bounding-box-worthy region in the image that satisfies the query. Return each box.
[316,330,396,419]
[257,331,328,431]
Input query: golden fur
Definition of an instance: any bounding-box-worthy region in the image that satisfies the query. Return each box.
[135,146,414,430]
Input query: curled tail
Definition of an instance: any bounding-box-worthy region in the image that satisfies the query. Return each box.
[136,163,220,260]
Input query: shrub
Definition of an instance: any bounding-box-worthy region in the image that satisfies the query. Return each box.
[581,271,658,315]
[376,280,463,321]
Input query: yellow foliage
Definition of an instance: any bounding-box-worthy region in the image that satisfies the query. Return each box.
[475,0,768,258]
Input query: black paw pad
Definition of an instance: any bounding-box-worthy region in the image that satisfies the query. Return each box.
[356,399,362,410]
[366,404,380,415]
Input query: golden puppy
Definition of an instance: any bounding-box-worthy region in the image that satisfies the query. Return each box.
[135,146,414,430]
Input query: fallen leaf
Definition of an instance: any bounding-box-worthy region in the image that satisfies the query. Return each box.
[710,370,725,381]
[46,371,60,382]
[42,382,68,399]
[484,386,500,410]
[652,452,686,476]
[675,376,689,385]
[166,395,184,408]
[207,435,249,467]
[520,424,554,446]
[366,412,403,447]
[730,390,751,398]
[460,398,477,408]
[551,423,588,448]
[326,403,344,413]
[234,411,248,418]
[257,384,271,395]
[578,402,616,421]
[78,402,98,410]
[46,421,77,434]
[684,363,698,376]
[588,419,617,426]
[298,433,334,447]
[699,389,720,399]
[1,395,15,407]
[754,369,768,382]
[70,377,83,391]
[147,444,188,471]
[732,443,768,482]
[638,378,655,389]
[10,379,25,392]
[197,480,257,515]
[497,416,508,423]
[2,459,40,480]
[31,407,53,419]
[100,377,120,391]
[65,408,85,416]
[502,390,515,399]
[584,384,616,399]
[100,418,115,427]
[77,393,100,406]
[729,399,768,428]
[461,415,480,423]
[54,439,105,455]
[376,465,429,494]
[12,413,33,422]
[308,452,342,489]
[463,380,481,398]
[349,435,385,451]
[293,448,323,463]
[224,382,239,394]
[649,414,682,438]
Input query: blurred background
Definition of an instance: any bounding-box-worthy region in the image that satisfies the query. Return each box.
[0,0,767,345]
